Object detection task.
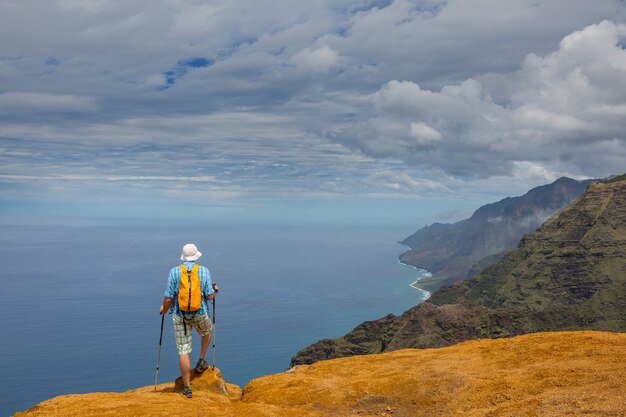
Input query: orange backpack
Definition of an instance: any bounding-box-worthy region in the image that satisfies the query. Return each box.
[178,264,202,312]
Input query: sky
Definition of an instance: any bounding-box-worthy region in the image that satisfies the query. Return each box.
[1,0,626,226]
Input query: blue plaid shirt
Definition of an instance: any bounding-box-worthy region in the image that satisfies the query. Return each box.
[164,261,214,316]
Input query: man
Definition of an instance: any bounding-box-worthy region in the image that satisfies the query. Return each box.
[160,243,218,398]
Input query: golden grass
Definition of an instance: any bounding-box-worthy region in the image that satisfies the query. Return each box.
[15,331,626,417]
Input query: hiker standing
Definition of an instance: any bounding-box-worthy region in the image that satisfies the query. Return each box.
[159,243,218,398]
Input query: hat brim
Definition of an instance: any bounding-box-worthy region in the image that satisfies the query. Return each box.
[181,251,202,261]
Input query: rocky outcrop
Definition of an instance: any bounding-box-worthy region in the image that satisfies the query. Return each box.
[400,177,592,291]
[14,332,626,417]
[292,177,626,366]
[173,368,230,396]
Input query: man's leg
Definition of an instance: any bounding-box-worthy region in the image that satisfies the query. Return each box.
[173,314,193,390]
[193,313,213,372]
[200,333,211,360]
[179,354,191,386]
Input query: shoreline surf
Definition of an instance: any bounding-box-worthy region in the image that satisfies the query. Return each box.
[398,259,432,301]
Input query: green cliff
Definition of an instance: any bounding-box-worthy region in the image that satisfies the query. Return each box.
[292,176,626,366]
[400,177,592,291]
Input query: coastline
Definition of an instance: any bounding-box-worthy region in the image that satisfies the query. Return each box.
[398,259,432,301]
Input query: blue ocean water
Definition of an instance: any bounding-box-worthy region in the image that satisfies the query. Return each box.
[0,222,429,416]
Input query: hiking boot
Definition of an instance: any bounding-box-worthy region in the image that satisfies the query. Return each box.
[195,358,209,373]
[177,385,192,398]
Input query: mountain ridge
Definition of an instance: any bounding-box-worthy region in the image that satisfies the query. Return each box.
[400,176,593,291]
[291,176,626,366]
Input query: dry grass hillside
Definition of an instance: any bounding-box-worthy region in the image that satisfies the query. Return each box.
[15,331,625,417]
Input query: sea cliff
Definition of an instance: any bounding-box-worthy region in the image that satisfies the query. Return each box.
[292,176,626,366]
[400,177,592,291]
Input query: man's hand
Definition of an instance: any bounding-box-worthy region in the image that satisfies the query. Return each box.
[160,297,173,315]
[206,283,219,301]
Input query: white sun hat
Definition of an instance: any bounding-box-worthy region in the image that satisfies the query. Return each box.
[180,243,202,261]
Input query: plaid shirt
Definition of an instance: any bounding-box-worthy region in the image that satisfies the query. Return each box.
[164,261,214,315]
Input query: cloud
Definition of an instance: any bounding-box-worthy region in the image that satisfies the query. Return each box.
[410,122,442,145]
[1,1,625,210]
[331,20,626,178]
[57,0,109,12]
[0,174,217,182]
[0,92,98,114]
[365,170,448,193]
[290,45,342,73]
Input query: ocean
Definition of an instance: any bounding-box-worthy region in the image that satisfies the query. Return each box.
[0,222,429,416]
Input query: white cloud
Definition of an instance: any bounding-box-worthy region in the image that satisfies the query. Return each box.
[1,1,625,206]
[365,170,447,193]
[0,174,217,182]
[171,3,222,38]
[290,45,342,73]
[333,20,626,178]
[0,92,98,114]
[410,122,442,145]
[512,105,586,132]
[57,0,110,12]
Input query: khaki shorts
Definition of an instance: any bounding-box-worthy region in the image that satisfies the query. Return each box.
[172,313,212,355]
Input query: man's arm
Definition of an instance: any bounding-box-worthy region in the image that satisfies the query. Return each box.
[201,266,218,301]
[205,283,219,301]
[160,297,173,315]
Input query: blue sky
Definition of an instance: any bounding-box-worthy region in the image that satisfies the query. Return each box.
[1,0,626,226]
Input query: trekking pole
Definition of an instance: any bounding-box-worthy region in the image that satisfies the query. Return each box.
[154,313,165,391]
[211,296,216,369]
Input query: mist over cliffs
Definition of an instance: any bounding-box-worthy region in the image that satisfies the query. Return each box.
[292,175,626,366]
[400,177,592,291]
